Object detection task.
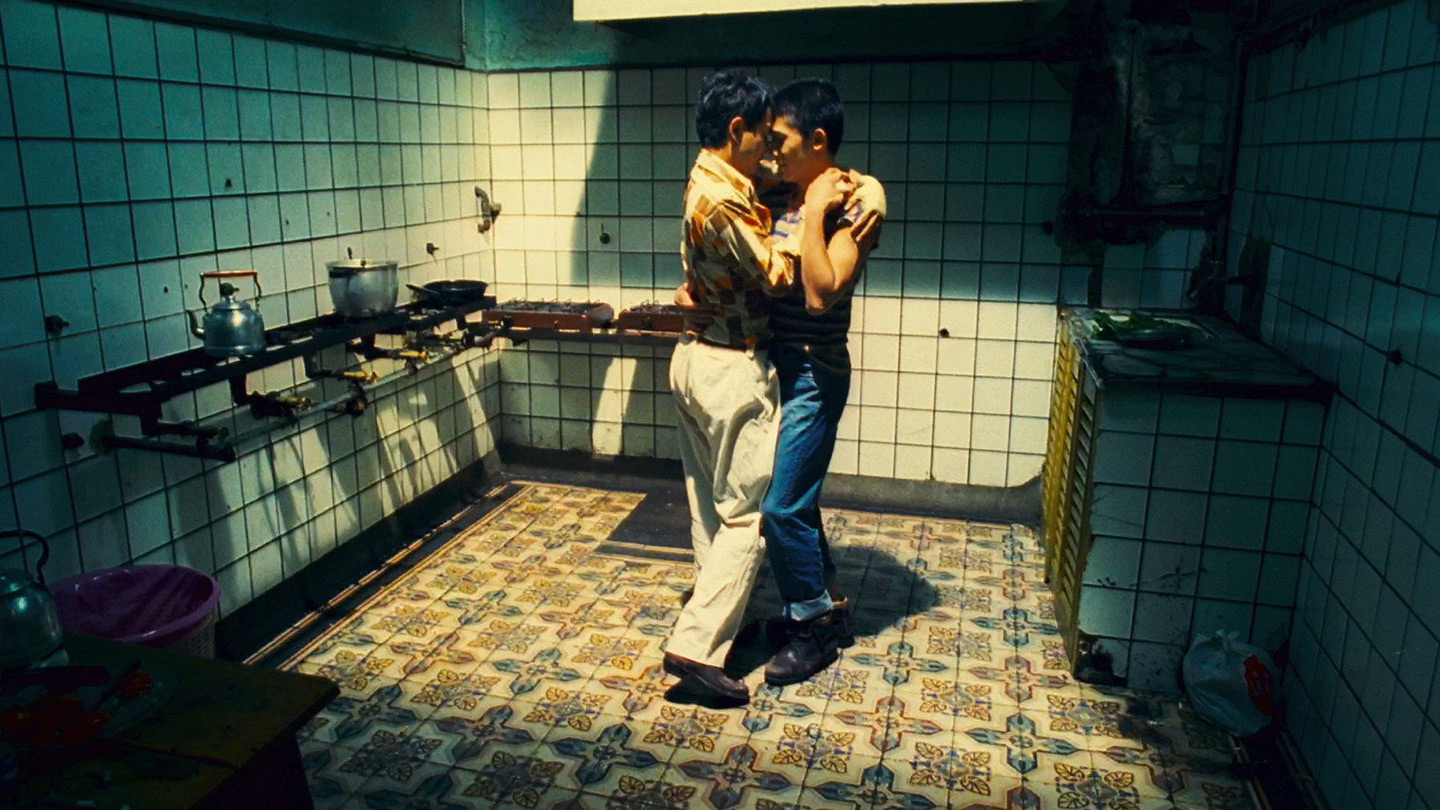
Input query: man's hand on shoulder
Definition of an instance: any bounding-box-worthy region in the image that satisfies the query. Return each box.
[804,167,855,215]
[851,210,882,248]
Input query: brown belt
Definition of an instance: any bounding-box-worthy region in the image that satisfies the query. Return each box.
[684,329,767,352]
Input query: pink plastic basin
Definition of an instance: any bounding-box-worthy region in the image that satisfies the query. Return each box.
[50,565,221,649]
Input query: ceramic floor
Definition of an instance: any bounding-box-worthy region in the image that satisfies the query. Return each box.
[284,483,1257,809]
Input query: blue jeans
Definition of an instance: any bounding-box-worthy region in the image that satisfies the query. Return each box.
[761,343,850,621]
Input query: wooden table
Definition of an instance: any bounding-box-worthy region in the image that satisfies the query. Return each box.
[5,635,338,809]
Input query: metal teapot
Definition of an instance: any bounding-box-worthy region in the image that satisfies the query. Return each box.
[188,270,267,357]
[0,530,63,671]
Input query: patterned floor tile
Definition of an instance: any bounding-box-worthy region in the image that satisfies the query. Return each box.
[285,484,1256,810]
[543,789,609,809]
[442,613,557,664]
[540,714,670,794]
[294,645,391,691]
[353,631,480,684]
[801,757,947,809]
[535,598,636,641]
[480,644,593,698]
[348,755,474,809]
[1035,690,1132,752]
[933,581,1000,614]
[1079,698,1237,790]
[947,778,1043,810]
[729,682,817,742]
[664,735,807,809]
[367,598,467,643]
[761,721,864,781]
[884,738,1013,805]
[907,673,1001,732]
[967,566,1047,604]
[417,695,549,769]
[309,791,360,810]
[430,587,533,635]
[1023,762,1156,810]
[1164,769,1256,809]
[912,619,1013,669]
[297,612,396,658]
[845,637,965,691]
[583,661,674,720]
[321,730,456,797]
[302,740,372,805]
[307,677,442,747]
[1090,740,1230,801]
[846,607,912,649]
[452,744,569,807]
[638,703,751,755]
[577,768,712,809]
[564,632,660,682]
[762,661,880,722]
[967,653,1076,708]
[507,685,628,743]
[1026,757,1173,802]
[829,694,949,758]
[956,709,1094,780]
[390,628,493,682]
[976,604,1061,653]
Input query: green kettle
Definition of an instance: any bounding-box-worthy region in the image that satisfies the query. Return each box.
[0,530,64,671]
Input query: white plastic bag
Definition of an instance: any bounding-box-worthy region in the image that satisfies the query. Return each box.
[1181,630,1278,737]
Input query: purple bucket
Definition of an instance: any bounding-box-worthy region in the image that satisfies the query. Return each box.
[51,566,222,655]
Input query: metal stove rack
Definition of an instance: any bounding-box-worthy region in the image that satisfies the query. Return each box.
[33,297,498,461]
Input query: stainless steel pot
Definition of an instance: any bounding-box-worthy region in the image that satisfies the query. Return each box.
[328,259,398,317]
[0,530,64,671]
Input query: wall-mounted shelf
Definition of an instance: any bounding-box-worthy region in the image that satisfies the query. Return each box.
[479,302,681,347]
[34,298,497,462]
[498,326,678,349]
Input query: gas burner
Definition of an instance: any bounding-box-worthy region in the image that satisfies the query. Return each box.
[613,302,685,332]
[484,300,614,332]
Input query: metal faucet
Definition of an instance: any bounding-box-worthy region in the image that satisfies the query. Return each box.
[475,187,502,233]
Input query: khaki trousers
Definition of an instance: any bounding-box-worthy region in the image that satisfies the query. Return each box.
[664,338,780,668]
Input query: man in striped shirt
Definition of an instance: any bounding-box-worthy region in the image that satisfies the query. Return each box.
[758,78,885,686]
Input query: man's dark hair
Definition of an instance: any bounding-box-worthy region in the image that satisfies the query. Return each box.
[695,69,772,149]
[774,78,845,155]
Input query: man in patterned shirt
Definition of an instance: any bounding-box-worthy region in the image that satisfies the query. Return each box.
[662,70,846,706]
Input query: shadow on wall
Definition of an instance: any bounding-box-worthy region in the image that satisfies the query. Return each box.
[202,341,498,612]
[488,55,686,458]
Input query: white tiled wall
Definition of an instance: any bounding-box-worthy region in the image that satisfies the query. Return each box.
[1235,1,1440,806]
[1101,228,1209,311]
[0,0,501,616]
[487,62,1073,487]
[1078,389,1320,693]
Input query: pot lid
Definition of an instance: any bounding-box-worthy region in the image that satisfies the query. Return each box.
[328,259,397,275]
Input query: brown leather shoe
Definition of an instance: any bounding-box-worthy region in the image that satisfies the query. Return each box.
[770,598,855,649]
[764,609,842,687]
[663,653,748,705]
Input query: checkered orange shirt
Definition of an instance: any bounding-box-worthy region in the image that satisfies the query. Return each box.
[680,150,799,350]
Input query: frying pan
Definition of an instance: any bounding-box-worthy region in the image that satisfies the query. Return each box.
[407,280,490,306]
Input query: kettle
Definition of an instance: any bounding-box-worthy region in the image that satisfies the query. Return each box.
[0,530,64,671]
[187,269,267,357]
